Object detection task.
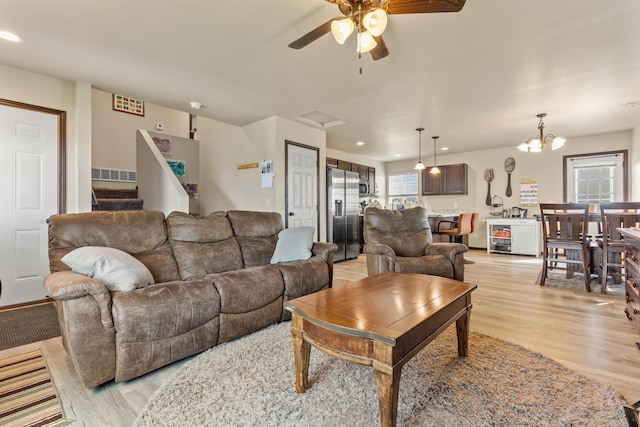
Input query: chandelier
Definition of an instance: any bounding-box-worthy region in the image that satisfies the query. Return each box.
[331,5,387,53]
[517,113,566,152]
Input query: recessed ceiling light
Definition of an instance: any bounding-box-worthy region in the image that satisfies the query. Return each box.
[0,31,23,43]
[395,154,401,157]
[356,141,364,146]
[441,147,449,151]
[189,101,202,109]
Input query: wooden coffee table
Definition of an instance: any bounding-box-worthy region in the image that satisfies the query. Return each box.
[284,271,477,427]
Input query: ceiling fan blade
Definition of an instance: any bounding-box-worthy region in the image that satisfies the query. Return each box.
[370,36,389,61]
[387,0,467,14]
[288,19,334,49]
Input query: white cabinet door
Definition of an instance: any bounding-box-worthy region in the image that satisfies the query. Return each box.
[511,224,539,256]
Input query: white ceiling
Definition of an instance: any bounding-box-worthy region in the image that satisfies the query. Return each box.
[2,0,640,161]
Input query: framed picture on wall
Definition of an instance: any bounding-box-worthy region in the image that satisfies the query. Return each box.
[167,159,186,177]
[113,94,145,116]
[152,136,171,155]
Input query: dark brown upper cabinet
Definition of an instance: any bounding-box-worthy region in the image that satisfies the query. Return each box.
[422,163,468,195]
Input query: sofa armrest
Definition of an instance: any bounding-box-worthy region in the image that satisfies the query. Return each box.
[44,271,114,329]
[364,243,396,258]
[425,242,468,260]
[425,243,468,281]
[311,242,339,261]
[363,243,396,275]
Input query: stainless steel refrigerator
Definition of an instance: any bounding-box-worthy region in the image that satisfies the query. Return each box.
[327,166,360,262]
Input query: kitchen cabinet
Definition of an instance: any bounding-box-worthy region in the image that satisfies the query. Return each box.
[351,163,369,180]
[486,218,541,256]
[368,167,376,196]
[326,157,338,168]
[422,163,468,195]
[327,158,376,196]
[619,228,640,335]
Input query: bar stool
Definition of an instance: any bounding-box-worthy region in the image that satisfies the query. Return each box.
[437,213,474,243]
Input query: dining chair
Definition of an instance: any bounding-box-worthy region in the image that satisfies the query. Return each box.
[539,203,591,291]
[598,202,640,294]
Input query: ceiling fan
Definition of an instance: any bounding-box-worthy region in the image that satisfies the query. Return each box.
[288,0,467,61]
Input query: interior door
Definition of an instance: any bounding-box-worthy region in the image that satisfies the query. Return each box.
[286,142,318,240]
[0,104,60,307]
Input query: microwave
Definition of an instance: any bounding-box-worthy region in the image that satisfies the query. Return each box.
[359,178,370,197]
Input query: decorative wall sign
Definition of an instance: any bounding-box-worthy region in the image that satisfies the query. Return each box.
[237,162,259,170]
[113,94,145,116]
[167,159,186,177]
[519,179,538,206]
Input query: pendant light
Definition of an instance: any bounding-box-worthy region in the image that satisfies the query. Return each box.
[414,127,426,170]
[430,136,441,174]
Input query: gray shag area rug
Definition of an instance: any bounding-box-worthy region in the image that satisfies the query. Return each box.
[135,322,627,427]
[0,302,60,350]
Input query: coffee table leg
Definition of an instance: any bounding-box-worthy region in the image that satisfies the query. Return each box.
[456,308,471,357]
[290,316,311,393]
[374,365,401,427]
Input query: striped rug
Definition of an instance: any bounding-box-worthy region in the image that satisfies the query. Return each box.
[0,350,66,426]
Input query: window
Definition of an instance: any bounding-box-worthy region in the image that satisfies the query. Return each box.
[564,151,628,206]
[388,172,418,208]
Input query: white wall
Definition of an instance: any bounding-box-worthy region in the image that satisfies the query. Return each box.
[0,63,91,212]
[633,124,640,201]
[386,131,633,249]
[91,88,190,190]
[197,115,329,238]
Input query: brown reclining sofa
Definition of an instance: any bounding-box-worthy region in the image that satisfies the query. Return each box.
[45,210,337,388]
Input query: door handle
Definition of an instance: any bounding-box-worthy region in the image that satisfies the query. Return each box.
[289,212,295,216]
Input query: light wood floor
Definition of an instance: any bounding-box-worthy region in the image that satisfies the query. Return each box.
[2,250,639,426]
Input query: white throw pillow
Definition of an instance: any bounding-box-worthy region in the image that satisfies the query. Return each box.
[270,227,315,264]
[61,246,154,292]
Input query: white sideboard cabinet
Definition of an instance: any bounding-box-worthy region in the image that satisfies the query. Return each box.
[486,218,541,257]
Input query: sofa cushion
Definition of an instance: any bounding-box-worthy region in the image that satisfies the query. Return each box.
[364,207,433,257]
[226,210,283,267]
[166,211,244,279]
[47,210,180,283]
[111,279,220,382]
[208,266,284,314]
[276,257,329,301]
[270,226,314,264]
[62,246,154,292]
[394,255,454,278]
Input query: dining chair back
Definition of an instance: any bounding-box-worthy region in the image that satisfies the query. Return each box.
[539,203,591,291]
[599,202,640,294]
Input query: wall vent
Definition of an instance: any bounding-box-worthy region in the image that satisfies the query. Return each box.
[91,168,137,183]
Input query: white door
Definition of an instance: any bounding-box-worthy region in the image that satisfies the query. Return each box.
[286,143,318,240]
[0,105,59,307]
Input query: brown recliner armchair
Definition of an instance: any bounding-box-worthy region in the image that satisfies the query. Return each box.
[363,207,468,281]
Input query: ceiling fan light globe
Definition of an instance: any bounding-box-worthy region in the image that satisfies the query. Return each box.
[363,8,387,37]
[357,31,377,53]
[331,18,354,44]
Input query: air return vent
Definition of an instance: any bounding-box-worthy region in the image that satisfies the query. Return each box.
[91,168,136,183]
